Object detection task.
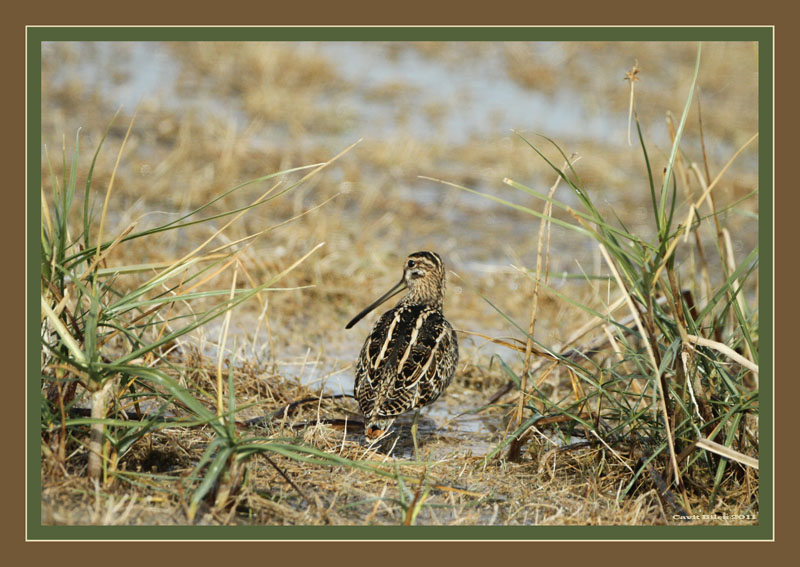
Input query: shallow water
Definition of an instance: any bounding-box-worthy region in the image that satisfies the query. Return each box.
[315,42,624,145]
[44,42,621,145]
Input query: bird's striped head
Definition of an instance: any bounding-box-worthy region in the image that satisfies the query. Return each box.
[402,251,446,305]
[345,251,448,329]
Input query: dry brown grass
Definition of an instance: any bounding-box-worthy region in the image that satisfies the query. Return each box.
[41,343,758,526]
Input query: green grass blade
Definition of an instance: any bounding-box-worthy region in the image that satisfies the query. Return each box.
[658,43,702,234]
[83,110,121,255]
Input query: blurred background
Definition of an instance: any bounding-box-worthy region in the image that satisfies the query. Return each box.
[41,41,759,388]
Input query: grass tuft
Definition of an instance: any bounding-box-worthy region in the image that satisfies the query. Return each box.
[436,44,759,514]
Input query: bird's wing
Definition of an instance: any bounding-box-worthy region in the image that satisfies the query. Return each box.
[370,306,458,418]
[354,307,402,418]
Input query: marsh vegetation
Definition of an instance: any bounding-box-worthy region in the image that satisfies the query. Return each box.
[39,41,760,527]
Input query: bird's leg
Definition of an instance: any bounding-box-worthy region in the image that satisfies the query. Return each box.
[411,408,421,461]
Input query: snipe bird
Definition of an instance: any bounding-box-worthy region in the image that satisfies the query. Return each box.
[346,251,458,439]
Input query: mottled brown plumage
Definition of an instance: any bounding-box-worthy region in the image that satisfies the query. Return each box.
[346,251,458,439]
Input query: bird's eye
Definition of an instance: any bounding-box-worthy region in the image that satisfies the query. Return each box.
[408,260,416,268]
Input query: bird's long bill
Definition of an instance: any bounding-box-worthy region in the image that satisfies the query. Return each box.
[345,279,406,329]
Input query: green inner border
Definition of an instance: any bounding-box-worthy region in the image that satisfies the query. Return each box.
[28,26,774,541]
